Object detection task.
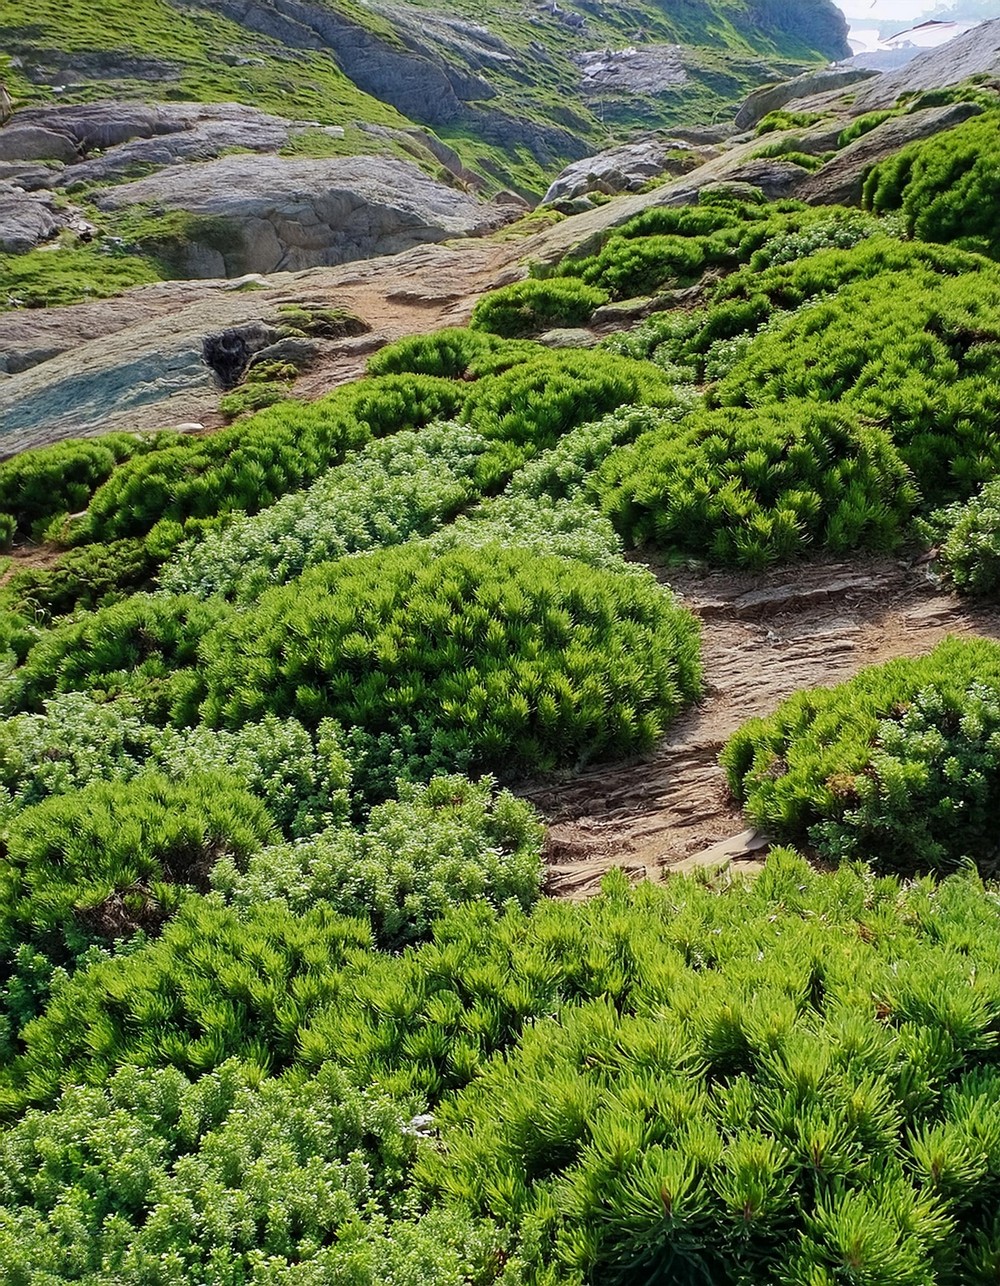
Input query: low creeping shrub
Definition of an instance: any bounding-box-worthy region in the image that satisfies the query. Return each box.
[469,277,608,337]
[721,636,1000,871]
[934,479,1000,595]
[159,422,496,602]
[214,774,544,948]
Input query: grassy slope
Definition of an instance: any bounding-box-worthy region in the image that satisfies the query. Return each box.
[1,0,841,193]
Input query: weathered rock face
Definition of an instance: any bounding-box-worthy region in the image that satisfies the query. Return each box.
[795,101,985,205]
[93,154,505,276]
[0,101,318,187]
[542,136,708,205]
[0,190,64,254]
[837,17,1000,113]
[0,240,520,453]
[574,46,688,97]
[734,66,878,129]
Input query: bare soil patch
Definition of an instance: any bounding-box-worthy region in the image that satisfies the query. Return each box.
[521,554,1000,899]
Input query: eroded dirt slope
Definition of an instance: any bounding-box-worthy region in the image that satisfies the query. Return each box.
[524,554,1000,898]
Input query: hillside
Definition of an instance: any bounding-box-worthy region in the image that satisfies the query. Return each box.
[7,14,1000,1286]
[2,0,849,192]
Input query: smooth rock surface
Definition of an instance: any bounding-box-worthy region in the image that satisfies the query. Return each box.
[0,191,64,254]
[93,154,504,276]
[734,66,878,129]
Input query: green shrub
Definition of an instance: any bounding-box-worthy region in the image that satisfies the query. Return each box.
[71,375,464,543]
[461,349,677,457]
[712,261,1000,503]
[0,694,350,839]
[571,234,709,298]
[0,771,276,951]
[863,112,1000,257]
[3,537,160,619]
[367,327,538,378]
[198,542,702,790]
[721,636,1000,871]
[418,857,1000,1285]
[715,233,982,309]
[425,493,626,571]
[755,108,823,134]
[4,593,229,723]
[592,401,917,567]
[5,898,373,1102]
[159,423,495,602]
[0,1060,499,1286]
[837,109,896,147]
[0,432,178,542]
[935,479,1000,594]
[13,859,1000,1281]
[214,774,544,948]
[469,277,608,337]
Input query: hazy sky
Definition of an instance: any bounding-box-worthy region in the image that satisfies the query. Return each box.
[838,0,934,20]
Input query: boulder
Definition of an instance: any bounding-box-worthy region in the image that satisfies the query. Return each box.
[93,154,505,277]
[0,126,79,164]
[0,162,61,191]
[734,66,878,129]
[795,101,984,205]
[0,191,64,254]
[542,136,705,205]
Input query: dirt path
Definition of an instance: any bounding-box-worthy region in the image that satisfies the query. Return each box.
[521,554,1000,899]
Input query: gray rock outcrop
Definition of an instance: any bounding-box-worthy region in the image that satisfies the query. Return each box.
[795,100,984,205]
[93,154,505,276]
[836,17,1000,113]
[0,190,64,254]
[542,136,706,205]
[734,66,878,130]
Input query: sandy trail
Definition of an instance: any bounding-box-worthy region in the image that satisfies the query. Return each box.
[521,554,1000,898]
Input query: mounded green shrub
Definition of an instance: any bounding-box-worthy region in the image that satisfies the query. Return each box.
[2,536,160,619]
[469,277,609,337]
[214,774,544,948]
[593,401,917,567]
[935,478,1000,595]
[367,326,538,378]
[71,375,465,544]
[12,856,1000,1282]
[0,695,351,840]
[0,1060,498,1286]
[0,432,178,542]
[159,423,496,602]
[573,233,709,298]
[721,636,1000,871]
[4,593,229,723]
[711,262,1000,503]
[863,111,1000,258]
[460,349,677,455]
[0,771,275,951]
[4,898,373,1103]
[198,542,702,787]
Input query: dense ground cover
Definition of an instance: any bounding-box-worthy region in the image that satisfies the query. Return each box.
[5,116,1000,1280]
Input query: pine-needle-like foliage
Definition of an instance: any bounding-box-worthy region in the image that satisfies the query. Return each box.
[197,542,701,795]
